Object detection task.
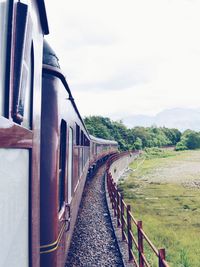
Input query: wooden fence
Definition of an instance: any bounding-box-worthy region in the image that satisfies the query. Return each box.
[106,152,169,267]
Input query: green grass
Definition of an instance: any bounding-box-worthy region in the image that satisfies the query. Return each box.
[118,149,200,266]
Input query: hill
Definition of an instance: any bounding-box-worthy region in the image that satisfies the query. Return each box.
[122,108,200,131]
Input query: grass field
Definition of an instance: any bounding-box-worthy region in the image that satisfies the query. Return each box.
[118,148,200,267]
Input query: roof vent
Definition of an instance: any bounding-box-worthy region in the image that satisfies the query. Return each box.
[43,40,60,68]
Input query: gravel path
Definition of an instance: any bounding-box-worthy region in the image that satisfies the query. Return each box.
[66,164,124,267]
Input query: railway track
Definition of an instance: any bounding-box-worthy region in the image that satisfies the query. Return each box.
[66,163,124,267]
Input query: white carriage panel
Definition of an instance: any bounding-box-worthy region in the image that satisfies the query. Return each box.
[0,149,29,267]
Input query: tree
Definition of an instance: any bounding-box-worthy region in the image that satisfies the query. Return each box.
[186,132,200,149]
[176,131,200,150]
[134,137,143,150]
[84,116,182,151]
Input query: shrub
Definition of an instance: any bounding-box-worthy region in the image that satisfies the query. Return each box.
[175,142,187,151]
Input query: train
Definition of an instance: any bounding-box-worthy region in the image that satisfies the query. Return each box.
[0,1,118,267]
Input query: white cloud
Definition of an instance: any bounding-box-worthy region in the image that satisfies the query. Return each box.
[45,0,200,119]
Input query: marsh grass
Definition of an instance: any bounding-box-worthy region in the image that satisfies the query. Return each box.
[118,149,200,266]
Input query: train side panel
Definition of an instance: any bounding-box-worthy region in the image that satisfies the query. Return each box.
[0,0,47,266]
[40,67,91,267]
[89,137,118,165]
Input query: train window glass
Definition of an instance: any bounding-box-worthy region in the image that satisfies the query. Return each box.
[12,3,33,126]
[84,136,86,146]
[84,134,87,146]
[92,143,94,154]
[81,130,84,146]
[21,42,33,129]
[84,136,89,147]
[79,147,83,176]
[0,148,29,266]
[76,124,80,145]
[67,127,73,203]
[59,120,66,211]
[0,0,9,116]
[94,144,97,155]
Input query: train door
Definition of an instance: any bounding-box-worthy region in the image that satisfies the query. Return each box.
[56,125,73,266]
[57,120,67,267]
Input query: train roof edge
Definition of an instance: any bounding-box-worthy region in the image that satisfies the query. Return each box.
[42,40,92,139]
[42,41,118,146]
[89,135,118,145]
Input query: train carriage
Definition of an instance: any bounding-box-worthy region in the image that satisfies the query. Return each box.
[40,41,92,266]
[40,41,118,267]
[0,2,118,267]
[0,1,48,267]
[90,135,118,163]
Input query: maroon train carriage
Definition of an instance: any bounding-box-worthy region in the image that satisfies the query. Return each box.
[0,1,118,266]
[40,41,118,267]
[0,1,48,267]
[90,135,118,163]
[89,135,118,175]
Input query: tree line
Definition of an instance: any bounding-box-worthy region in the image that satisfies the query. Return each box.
[84,116,200,151]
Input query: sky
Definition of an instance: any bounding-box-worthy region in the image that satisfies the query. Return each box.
[45,0,200,121]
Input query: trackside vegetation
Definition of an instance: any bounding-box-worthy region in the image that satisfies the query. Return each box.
[84,117,200,265]
[118,148,200,266]
[84,116,200,151]
[84,116,200,265]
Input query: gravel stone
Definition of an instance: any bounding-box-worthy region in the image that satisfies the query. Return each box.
[66,164,124,267]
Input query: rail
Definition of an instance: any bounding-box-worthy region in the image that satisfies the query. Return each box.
[106,152,169,267]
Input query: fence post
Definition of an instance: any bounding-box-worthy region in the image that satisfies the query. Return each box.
[108,173,111,200]
[127,205,133,261]
[110,176,115,210]
[109,174,112,199]
[117,190,120,227]
[121,194,126,241]
[107,173,110,198]
[113,182,117,217]
[138,221,144,267]
[159,248,166,267]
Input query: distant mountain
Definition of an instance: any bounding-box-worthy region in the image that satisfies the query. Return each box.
[123,108,200,131]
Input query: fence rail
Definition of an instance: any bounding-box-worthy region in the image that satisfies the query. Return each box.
[106,152,169,267]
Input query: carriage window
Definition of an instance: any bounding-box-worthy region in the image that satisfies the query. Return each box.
[67,127,73,203]
[0,0,9,116]
[76,124,80,145]
[21,43,33,128]
[12,3,33,127]
[59,120,66,211]
[86,137,90,146]
[81,130,84,146]
[84,135,87,146]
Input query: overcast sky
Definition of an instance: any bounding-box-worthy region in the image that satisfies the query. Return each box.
[46,0,200,121]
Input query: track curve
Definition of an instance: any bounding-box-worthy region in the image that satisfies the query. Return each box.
[66,163,124,267]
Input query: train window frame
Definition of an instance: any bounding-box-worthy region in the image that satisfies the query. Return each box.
[58,120,67,211]
[12,2,33,125]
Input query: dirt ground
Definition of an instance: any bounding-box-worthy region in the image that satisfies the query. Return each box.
[133,150,200,188]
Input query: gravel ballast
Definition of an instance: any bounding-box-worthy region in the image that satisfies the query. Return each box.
[66,164,124,267]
